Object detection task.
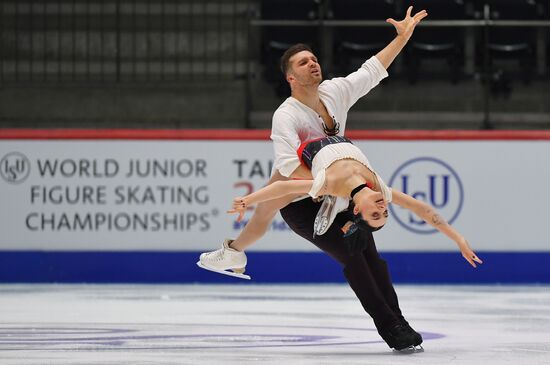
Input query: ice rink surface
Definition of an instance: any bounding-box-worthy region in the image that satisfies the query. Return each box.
[0,284,549,365]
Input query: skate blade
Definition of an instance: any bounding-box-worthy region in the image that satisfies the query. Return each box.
[196,261,251,280]
[393,345,424,354]
[313,216,329,236]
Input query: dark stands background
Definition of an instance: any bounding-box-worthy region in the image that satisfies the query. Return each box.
[0,0,549,130]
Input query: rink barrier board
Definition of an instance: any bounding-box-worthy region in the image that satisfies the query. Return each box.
[2,129,550,283]
[0,251,549,284]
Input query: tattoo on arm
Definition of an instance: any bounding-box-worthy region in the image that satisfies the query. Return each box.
[424,207,447,226]
[431,213,446,226]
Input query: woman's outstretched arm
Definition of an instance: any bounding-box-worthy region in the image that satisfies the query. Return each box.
[391,189,483,268]
[228,179,313,221]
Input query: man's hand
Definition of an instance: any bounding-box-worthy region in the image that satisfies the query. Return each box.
[386,6,428,42]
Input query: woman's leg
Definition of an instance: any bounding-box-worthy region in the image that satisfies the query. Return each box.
[229,170,300,251]
[230,193,300,251]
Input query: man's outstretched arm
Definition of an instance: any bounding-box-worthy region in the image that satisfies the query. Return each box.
[328,6,428,110]
[375,6,428,69]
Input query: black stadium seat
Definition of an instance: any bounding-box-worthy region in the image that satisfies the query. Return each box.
[481,0,544,85]
[259,0,321,96]
[330,0,397,76]
[405,0,469,84]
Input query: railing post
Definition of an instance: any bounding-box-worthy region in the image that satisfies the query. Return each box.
[319,0,333,75]
[245,0,252,129]
[116,0,121,82]
[1,1,4,85]
[482,3,493,130]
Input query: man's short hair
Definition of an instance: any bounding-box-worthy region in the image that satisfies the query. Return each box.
[280,43,315,75]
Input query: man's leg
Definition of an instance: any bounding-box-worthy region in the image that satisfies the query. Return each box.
[279,198,401,331]
[359,232,405,322]
[356,231,422,347]
[280,198,421,350]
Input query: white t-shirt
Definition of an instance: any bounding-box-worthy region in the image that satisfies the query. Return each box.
[270,56,388,178]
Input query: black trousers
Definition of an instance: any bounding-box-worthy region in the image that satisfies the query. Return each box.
[280,197,405,331]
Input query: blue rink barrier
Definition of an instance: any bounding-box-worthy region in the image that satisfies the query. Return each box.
[0,251,549,284]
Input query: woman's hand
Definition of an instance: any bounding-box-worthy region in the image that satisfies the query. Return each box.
[227,197,248,222]
[457,237,483,268]
[386,6,428,42]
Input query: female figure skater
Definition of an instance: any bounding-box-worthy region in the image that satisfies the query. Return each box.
[228,135,483,268]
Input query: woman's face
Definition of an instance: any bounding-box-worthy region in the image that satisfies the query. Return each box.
[358,192,388,228]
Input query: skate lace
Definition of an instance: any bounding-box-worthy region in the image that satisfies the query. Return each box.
[204,247,226,262]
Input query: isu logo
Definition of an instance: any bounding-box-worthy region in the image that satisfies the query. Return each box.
[388,157,464,234]
[0,152,31,184]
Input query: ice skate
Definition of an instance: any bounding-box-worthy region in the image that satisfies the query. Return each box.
[379,323,423,353]
[392,321,423,353]
[197,239,250,280]
[313,196,349,237]
[402,321,423,347]
[393,345,424,354]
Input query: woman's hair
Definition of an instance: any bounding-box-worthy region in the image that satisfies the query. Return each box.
[356,219,384,233]
[343,216,384,237]
[343,201,385,237]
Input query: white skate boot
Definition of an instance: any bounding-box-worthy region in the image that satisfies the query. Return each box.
[197,239,250,280]
[313,196,350,237]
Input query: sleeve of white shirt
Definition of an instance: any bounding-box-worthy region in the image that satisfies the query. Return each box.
[270,110,302,178]
[326,56,388,111]
[376,173,393,203]
[307,169,326,198]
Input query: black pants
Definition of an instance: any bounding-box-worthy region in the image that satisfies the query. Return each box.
[280,197,405,331]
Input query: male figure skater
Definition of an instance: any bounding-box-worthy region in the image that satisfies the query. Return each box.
[200,7,430,351]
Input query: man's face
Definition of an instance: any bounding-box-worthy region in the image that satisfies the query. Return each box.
[287,50,322,86]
